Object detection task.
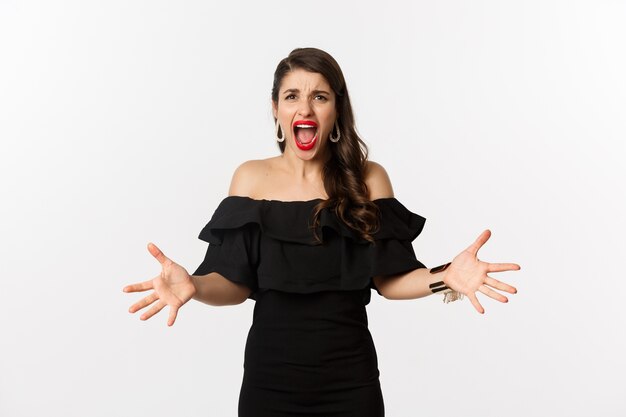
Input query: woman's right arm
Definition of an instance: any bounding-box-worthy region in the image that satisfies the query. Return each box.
[124,244,250,327]
[191,273,251,306]
[192,160,259,306]
[125,162,260,324]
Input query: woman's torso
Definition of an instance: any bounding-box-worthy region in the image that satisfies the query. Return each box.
[243,288,380,392]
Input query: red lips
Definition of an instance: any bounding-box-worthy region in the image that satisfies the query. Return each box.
[292,120,318,151]
[292,120,318,128]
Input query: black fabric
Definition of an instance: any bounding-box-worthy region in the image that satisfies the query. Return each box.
[239,289,385,417]
[192,221,261,295]
[192,196,427,416]
[192,196,427,303]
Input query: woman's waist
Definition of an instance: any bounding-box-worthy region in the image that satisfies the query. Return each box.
[251,288,370,326]
[244,309,379,380]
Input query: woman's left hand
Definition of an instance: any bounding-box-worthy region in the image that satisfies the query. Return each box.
[442,229,520,314]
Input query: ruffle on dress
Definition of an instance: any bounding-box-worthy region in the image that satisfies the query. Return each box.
[192,196,427,304]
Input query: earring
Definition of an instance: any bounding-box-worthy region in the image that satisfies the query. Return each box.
[329,120,341,143]
[275,119,284,142]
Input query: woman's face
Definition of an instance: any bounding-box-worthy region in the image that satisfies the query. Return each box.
[272,69,337,162]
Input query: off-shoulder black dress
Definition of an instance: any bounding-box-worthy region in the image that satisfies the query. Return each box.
[193,196,426,417]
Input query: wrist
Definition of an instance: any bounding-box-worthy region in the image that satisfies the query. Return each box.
[428,262,451,293]
[428,262,464,303]
[189,274,200,298]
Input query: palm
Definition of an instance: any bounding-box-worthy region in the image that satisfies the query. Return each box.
[123,242,196,326]
[153,262,195,307]
[443,230,520,314]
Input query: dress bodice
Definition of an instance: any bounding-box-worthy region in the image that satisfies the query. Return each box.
[192,196,427,305]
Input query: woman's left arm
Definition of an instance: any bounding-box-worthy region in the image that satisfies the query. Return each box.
[374,229,520,314]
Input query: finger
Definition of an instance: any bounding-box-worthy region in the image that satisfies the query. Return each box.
[129,292,159,313]
[485,276,518,294]
[487,263,521,273]
[147,242,172,267]
[468,292,485,314]
[478,284,508,303]
[123,279,154,293]
[140,300,166,321]
[464,229,491,256]
[167,306,179,327]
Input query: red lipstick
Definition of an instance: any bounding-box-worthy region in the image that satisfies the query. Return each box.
[292,120,318,151]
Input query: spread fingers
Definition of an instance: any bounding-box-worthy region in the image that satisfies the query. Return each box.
[140,300,166,321]
[468,293,485,314]
[488,263,521,273]
[479,284,508,303]
[129,292,159,313]
[123,274,160,293]
[485,276,517,294]
[167,306,179,327]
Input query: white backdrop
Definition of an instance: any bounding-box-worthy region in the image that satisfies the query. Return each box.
[1,1,625,416]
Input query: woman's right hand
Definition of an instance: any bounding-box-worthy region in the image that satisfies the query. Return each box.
[123,242,197,326]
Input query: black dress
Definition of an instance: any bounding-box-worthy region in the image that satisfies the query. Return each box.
[193,196,426,417]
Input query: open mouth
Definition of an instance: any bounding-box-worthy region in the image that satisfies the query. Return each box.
[292,120,318,150]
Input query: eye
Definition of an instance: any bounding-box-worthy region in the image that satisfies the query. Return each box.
[285,94,296,100]
[315,95,328,101]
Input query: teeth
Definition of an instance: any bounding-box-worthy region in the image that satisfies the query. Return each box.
[295,124,316,128]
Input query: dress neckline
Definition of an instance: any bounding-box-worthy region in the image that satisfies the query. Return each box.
[226,195,395,204]
[228,195,324,204]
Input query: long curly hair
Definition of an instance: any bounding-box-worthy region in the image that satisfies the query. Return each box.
[271,47,380,243]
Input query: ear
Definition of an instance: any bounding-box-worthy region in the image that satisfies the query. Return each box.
[271,99,278,119]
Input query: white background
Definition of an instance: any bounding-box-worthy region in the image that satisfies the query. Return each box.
[1,1,625,416]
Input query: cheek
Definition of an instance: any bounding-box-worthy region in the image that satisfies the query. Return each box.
[324,113,337,129]
[277,114,295,137]
[276,105,295,119]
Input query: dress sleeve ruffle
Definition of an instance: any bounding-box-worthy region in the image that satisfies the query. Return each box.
[192,198,261,300]
[367,198,427,296]
[192,196,426,303]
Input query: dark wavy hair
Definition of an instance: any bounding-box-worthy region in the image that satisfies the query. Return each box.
[271,47,380,243]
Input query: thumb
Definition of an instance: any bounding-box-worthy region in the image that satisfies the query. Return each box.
[464,229,491,256]
[147,242,171,266]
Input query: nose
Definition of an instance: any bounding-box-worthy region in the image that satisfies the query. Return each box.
[297,99,313,117]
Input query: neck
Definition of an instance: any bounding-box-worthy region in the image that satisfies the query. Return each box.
[280,147,331,181]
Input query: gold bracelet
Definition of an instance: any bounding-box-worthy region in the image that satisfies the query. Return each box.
[429,262,464,303]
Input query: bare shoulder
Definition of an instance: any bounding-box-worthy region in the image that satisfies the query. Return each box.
[228,159,272,197]
[365,160,394,200]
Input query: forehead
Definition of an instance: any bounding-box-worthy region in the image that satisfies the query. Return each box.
[279,69,332,93]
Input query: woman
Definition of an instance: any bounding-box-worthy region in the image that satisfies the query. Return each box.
[123,47,520,416]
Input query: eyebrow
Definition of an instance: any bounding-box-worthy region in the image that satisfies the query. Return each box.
[282,88,331,95]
